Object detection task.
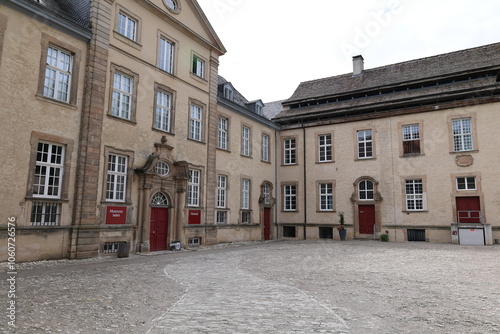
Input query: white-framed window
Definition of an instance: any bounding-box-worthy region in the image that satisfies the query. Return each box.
[216,211,227,224]
[33,142,65,198]
[263,183,271,205]
[457,177,476,191]
[192,55,204,78]
[402,124,420,155]
[319,183,333,211]
[154,90,171,132]
[318,134,332,162]
[112,72,133,120]
[217,175,227,208]
[155,161,170,176]
[117,13,137,41]
[255,104,263,116]
[452,118,473,151]
[241,211,251,224]
[189,104,203,141]
[357,130,373,159]
[151,192,169,206]
[218,117,228,150]
[241,179,250,210]
[223,86,233,100]
[284,184,297,211]
[284,138,296,165]
[44,46,72,103]
[405,179,424,211]
[187,169,200,207]
[106,154,127,202]
[262,134,270,162]
[358,180,374,200]
[242,126,251,156]
[158,37,174,74]
[241,179,251,223]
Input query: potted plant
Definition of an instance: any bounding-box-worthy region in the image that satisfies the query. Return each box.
[337,211,346,241]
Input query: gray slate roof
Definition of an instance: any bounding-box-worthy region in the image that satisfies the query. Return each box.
[285,43,500,104]
[275,43,500,124]
[26,0,91,27]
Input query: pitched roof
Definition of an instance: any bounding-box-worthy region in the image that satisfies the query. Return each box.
[275,43,500,124]
[285,43,500,104]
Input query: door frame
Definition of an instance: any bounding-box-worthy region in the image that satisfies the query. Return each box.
[351,176,382,238]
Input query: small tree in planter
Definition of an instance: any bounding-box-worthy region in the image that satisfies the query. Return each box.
[337,211,346,241]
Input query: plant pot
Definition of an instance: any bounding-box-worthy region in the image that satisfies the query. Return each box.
[339,229,346,241]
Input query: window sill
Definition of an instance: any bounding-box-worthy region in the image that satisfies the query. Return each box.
[190,72,208,84]
[355,157,376,161]
[113,31,142,50]
[282,163,298,167]
[402,210,428,213]
[316,160,335,164]
[102,201,132,205]
[400,153,424,158]
[107,114,137,125]
[26,197,69,203]
[449,150,479,154]
[152,127,175,136]
[187,138,206,145]
[36,94,77,109]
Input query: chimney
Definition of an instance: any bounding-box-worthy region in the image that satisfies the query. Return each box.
[353,55,364,76]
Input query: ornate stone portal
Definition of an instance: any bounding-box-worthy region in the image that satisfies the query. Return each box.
[135,138,189,253]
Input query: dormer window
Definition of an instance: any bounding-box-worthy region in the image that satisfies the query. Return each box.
[224,85,234,101]
[255,103,263,116]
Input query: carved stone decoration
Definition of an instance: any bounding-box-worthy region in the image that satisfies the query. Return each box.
[455,154,473,167]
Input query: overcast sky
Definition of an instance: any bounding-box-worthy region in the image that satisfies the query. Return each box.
[197,0,500,103]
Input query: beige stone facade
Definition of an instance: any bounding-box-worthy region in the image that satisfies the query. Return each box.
[274,45,500,244]
[0,1,91,261]
[1,0,499,262]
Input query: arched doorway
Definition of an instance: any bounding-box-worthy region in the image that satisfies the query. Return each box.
[351,177,382,237]
[150,192,169,251]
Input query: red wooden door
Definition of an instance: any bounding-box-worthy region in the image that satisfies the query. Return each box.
[456,197,481,223]
[359,205,375,234]
[264,208,271,240]
[150,207,169,251]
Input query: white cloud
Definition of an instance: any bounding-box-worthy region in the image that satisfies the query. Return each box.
[198,0,500,102]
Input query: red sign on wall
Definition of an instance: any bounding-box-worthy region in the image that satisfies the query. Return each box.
[106,206,127,224]
[188,210,201,225]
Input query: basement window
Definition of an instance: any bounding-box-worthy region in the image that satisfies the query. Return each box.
[188,237,201,246]
[283,226,296,238]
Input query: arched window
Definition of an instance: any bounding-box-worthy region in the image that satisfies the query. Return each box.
[151,192,169,206]
[358,180,374,200]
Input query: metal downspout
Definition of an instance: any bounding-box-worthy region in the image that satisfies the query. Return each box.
[303,126,307,240]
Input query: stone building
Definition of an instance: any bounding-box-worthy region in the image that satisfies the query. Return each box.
[1,0,499,262]
[0,0,92,261]
[273,45,500,245]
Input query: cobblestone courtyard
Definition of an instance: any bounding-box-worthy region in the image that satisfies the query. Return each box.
[2,240,500,333]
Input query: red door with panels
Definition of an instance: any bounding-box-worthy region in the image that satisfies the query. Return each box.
[264,208,271,240]
[456,197,481,223]
[150,207,169,251]
[358,205,375,234]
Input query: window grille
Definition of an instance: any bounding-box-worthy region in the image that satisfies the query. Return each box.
[31,202,61,226]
